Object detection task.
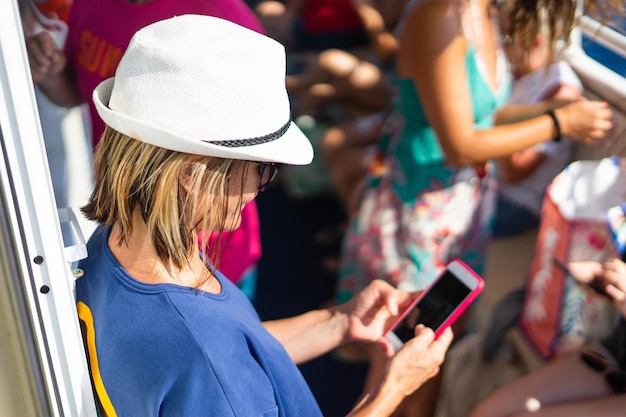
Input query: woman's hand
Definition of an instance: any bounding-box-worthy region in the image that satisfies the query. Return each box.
[347,326,453,416]
[385,326,453,397]
[555,99,615,145]
[568,260,603,284]
[336,279,418,355]
[600,258,626,317]
[25,31,67,84]
[570,259,626,317]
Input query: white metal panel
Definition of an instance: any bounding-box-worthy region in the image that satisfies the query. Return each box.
[563,45,626,113]
[0,0,97,416]
[578,15,626,59]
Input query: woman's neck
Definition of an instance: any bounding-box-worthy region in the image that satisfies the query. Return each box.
[108,211,221,293]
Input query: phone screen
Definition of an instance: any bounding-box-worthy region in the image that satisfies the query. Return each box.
[393,269,472,343]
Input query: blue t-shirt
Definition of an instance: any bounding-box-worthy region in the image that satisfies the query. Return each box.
[75,226,322,417]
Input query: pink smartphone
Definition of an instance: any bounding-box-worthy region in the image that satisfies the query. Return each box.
[385,259,485,350]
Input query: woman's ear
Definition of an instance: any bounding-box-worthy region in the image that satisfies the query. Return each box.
[178,160,195,194]
[179,157,207,195]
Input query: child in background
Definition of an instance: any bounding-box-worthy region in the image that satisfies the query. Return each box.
[492,0,582,237]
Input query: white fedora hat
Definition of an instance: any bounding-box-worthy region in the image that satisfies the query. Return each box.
[93,15,313,165]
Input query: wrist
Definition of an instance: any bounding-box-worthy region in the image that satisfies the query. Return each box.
[347,375,403,417]
[545,109,562,142]
[326,304,352,344]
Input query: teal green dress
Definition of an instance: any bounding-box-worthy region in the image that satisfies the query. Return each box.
[337,46,511,302]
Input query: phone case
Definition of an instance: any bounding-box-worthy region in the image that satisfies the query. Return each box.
[384,259,485,347]
[435,259,484,336]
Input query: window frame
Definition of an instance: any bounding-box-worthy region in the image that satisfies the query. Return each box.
[0,1,97,415]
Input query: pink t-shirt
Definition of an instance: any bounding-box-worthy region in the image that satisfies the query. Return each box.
[200,200,262,284]
[64,0,264,146]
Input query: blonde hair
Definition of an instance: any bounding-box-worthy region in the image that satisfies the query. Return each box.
[82,127,247,273]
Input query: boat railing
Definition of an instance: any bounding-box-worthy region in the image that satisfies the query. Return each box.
[564,14,626,160]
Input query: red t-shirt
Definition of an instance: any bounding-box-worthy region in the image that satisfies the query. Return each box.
[302,0,364,32]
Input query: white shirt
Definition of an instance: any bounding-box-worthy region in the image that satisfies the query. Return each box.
[498,61,582,215]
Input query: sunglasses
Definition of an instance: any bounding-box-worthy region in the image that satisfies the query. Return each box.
[580,349,626,393]
[257,162,282,192]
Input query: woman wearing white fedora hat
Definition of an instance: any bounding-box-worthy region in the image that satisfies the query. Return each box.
[25,0,271,301]
[75,14,452,417]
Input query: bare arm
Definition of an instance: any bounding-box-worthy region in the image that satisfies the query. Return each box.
[395,2,614,167]
[346,327,452,417]
[497,148,547,182]
[497,84,582,182]
[264,279,454,416]
[495,101,563,125]
[351,0,398,62]
[470,260,626,417]
[263,280,412,364]
[495,84,581,124]
[468,350,616,417]
[262,308,348,364]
